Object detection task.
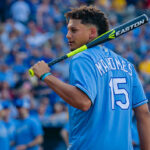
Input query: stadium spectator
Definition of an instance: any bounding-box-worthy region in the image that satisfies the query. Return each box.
[49,101,68,127]
[36,96,53,126]
[0,102,9,150]
[14,99,43,150]
[2,101,16,150]
[36,0,52,28]
[26,20,52,47]
[37,101,50,126]
[0,81,12,101]
[111,0,127,12]
[60,122,69,147]
[10,0,31,24]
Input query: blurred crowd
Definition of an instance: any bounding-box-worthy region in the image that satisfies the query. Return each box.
[0,0,150,149]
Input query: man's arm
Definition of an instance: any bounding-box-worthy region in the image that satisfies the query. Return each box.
[61,128,69,146]
[26,135,43,148]
[44,75,91,111]
[31,60,92,111]
[16,135,43,150]
[133,103,150,150]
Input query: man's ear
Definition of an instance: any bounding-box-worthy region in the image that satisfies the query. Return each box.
[89,27,98,41]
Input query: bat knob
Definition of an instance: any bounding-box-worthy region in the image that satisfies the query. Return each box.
[29,69,34,77]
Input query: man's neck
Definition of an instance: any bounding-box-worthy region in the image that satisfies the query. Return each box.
[20,113,29,120]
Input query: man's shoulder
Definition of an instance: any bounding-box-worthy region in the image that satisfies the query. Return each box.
[71,51,91,63]
[27,116,40,123]
[109,48,134,65]
[117,53,133,66]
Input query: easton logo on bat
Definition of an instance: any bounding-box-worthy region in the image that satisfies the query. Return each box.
[108,30,115,39]
[116,19,146,36]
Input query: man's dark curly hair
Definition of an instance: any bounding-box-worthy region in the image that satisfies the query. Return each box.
[65,6,109,35]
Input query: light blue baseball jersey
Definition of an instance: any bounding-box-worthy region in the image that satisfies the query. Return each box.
[68,45,148,150]
[4,119,16,150]
[15,117,43,150]
[0,120,9,150]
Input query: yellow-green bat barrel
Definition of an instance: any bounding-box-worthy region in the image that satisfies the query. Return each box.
[66,45,87,57]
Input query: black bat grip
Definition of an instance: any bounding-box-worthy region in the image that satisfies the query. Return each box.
[29,55,68,77]
[48,55,68,67]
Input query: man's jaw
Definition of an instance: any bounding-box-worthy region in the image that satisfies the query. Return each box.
[68,41,83,51]
[68,41,75,51]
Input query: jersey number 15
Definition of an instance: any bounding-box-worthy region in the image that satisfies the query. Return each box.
[109,78,129,109]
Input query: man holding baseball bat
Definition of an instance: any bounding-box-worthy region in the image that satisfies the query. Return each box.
[30,6,150,150]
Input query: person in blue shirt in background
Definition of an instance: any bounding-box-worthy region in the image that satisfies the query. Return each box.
[61,122,69,147]
[2,101,16,150]
[14,99,43,150]
[31,5,150,150]
[0,102,9,150]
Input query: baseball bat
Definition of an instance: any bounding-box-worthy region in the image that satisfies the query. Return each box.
[29,14,149,77]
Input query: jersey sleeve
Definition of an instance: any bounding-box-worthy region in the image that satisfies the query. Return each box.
[69,54,97,104]
[132,68,148,108]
